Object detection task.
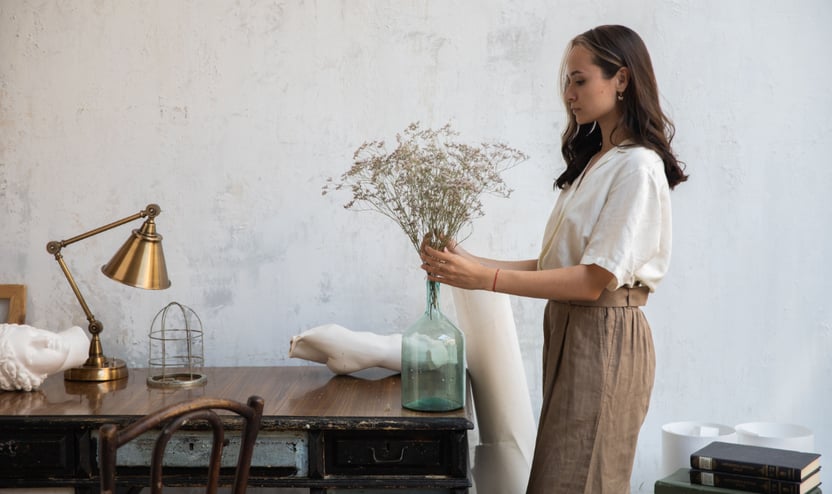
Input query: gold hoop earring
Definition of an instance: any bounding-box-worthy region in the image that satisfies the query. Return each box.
[617,92,624,102]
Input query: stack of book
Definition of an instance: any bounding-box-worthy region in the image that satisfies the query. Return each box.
[687,441,821,494]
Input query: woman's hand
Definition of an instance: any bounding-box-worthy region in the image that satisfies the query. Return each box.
[419,233,472,259]
[419,237,491,290]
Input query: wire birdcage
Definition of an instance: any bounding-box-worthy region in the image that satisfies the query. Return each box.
[146,301,207,388]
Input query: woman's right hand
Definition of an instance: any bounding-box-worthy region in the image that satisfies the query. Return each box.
[419,233,467,258]
[419,238,492,291]
[419,233,459,277]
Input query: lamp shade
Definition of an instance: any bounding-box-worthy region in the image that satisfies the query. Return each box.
[101,218,171,290]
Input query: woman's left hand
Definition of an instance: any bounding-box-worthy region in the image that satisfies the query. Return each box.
[420,243,490,290]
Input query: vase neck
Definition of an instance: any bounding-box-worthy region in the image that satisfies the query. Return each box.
[425,280,440,319]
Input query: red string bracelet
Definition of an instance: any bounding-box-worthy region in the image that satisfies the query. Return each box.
[492,268,500,292]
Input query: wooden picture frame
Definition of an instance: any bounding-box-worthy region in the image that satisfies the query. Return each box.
[0,284,26,324]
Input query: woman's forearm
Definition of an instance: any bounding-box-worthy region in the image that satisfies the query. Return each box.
[451,244,538,271]
[423,244,614,301]
[492,264,615,301]
[487,258,539,271]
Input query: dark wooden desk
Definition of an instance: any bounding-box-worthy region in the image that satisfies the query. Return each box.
[0,366,473,493]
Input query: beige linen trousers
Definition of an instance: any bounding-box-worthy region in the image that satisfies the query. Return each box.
[526,286,655,494]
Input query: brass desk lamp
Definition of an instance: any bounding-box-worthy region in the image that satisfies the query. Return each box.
[46,203,171,382]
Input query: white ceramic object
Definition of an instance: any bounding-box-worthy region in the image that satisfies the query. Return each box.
[735,422,814,452]
[661,421,737,476]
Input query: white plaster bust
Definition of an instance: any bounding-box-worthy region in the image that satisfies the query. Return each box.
[0,324,90,391]
[289,323,402,375]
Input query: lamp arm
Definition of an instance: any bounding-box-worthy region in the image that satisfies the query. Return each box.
[44,203,162,337]
[47,204,161,251]
[51,252,101,333]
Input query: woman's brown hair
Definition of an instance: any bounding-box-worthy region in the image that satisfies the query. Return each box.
[557,25,688,189]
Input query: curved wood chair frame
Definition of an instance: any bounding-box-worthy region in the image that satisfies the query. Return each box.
[98,395,264,494]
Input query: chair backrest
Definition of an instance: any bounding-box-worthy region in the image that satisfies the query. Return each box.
[0,284,26,324]
[98,395,265,494]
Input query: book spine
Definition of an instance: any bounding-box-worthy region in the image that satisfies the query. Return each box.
[690,469,801,494]
[691,455,801,481]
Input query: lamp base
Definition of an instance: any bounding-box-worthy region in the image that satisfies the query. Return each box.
[64,358,129,382]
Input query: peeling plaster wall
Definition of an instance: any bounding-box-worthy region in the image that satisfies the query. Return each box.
[1,1,831,491]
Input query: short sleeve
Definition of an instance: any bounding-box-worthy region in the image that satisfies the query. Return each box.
[580,156,669,290]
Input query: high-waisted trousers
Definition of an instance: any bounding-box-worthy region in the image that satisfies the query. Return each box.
[526,287,655,494]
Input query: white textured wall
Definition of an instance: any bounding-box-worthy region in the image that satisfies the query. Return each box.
[2,1,831,491]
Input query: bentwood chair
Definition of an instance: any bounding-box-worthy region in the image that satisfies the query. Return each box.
[98,395,265,494]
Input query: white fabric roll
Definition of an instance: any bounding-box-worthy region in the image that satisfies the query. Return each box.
[451,287,536,494]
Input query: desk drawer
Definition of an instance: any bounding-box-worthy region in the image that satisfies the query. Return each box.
[101,430,308,475]
[0,429,76,478]
[323,430,466,477]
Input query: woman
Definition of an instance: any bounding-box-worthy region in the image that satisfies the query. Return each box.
[420,25,688,493]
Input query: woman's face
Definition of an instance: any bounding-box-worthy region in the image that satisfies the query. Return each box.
[563,45,622,127]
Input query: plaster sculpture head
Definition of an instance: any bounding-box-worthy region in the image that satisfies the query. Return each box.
[0,324,90,391]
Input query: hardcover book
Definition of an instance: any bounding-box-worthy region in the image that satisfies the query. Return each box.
[691,441,821,482]
[690,467,821,494]
[655,468,822,494]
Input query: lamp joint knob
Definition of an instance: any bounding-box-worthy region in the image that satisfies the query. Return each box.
[46,241,62,255]
[144,204,162,219]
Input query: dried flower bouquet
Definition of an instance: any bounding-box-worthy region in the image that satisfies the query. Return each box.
[324,122,528,254]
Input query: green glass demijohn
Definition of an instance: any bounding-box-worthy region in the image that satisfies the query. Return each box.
[401,279,466,411]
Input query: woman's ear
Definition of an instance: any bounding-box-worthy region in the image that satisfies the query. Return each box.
[615,67,630,93]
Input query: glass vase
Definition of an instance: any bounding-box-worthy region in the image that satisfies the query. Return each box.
[401,279,466,411]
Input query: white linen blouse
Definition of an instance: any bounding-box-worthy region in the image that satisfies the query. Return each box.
[537,144,672,292]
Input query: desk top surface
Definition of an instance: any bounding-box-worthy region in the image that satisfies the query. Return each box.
[0,366,473,428]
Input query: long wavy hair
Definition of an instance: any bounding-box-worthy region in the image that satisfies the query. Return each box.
[556,25,688,190]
